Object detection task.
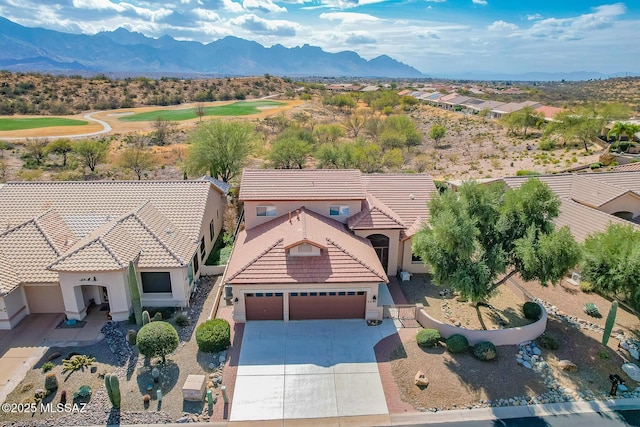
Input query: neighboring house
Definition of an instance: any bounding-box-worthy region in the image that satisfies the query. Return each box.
[0,178,228,330]
[502,171,640,239]
[226,169,437,322]
[490,101,542,119]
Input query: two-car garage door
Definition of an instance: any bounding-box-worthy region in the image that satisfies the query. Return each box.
[245,291,366,321]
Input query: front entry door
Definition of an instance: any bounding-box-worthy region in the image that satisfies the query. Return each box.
[367,234,390,273]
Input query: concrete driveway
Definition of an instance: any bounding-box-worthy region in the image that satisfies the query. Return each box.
[230,319,398,421]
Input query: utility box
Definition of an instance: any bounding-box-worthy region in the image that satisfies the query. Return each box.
[182,374,206,401]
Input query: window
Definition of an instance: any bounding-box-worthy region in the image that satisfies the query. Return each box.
[298,244,312,253]
[200,237,206,258]
[193,253,199,275]
[411,252,423,263]
[209,219,215,241]
[290,292,298,297]
[141,272,172,294]
[329,205,350,216]
[257,206,276,217]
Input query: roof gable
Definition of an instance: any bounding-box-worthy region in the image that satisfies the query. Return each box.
[347,194,405,230]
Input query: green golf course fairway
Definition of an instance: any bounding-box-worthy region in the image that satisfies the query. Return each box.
[0,117,89,131]
[119,100,284,122]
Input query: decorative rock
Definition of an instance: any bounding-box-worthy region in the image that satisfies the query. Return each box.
[558,360,578,373]
[621,342,630,350]
[622,363,640,381]
[176,416,188,423]
[414,371,429,387]
[630,348,639,360]
[532,347,542,356]
[618,384,628,392]
[522,361,532,369]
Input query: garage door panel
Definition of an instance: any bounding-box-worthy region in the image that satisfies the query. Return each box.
[289,292,365,320]
[245,293,283,321]
[25,285,65,313]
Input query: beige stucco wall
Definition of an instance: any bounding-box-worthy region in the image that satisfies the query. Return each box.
[0,288,28,330]
[139,268,190,308]
[230,282,382,322]
[599,193,640,218]
[400,239,429,274]
[196,189,226,272]
[59,271,130,321]
[243,200,363,229]
[416,302,548,346]
[354,229,400,275]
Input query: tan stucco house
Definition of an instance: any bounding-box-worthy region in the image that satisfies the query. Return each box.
[0,178,228,330]
[226,169,437,322]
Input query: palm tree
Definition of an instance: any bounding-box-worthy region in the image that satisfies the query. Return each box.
[607,121,626,143]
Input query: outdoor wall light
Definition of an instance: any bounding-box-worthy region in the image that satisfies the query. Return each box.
[372,295,377,302]
[234,297,238,304]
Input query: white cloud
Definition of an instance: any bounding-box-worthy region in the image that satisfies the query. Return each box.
[487,20,518,31]
[472,0,487,5]
[230,13,300,36]
[527,3,626,40]
[193,8,222,21]
[243,0,287,14]
[526,13,542,21]
[345,33,376,44]
[221,0,244,13]
[319,12,380,23]
[318,0,386,10]
[425,0,446,2]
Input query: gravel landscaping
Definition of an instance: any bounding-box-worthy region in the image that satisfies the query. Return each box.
[0,275,227,426]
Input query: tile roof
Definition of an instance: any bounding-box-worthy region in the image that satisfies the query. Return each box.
[49,202,196,271]
[226,207,387,285]
[360,174,436,229]
[534,105,565,120]
[583,171,640,193]
[610,162,640,172]
[555,198,640,242]
[0,251,20,296]
[0,220,60,285]
[503,174,574,197]
[347,194,405,230]
[569,174,628,207]
[0,180,218,241]
[239,169,366,201]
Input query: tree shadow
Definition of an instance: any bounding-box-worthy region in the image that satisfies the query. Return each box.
[183,399,204,414]
[106,407,121,426]
[126,348,139,381]
[374,332,407,363]
[227,323,245,368]
[136,360,179,398]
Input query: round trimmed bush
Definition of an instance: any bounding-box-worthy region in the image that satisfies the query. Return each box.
[196,319,231,353]
[136,321,179,363]
[445,334,469,353]
[473,341,497,361]
[416,328,441,348]
[522,302,542,321]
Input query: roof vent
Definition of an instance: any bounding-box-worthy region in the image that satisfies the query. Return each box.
[409,194,415,200]
[165,227,174,235]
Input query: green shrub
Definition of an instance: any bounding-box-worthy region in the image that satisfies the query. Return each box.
[515,170,540,176]
[196,319,231,353]
[175,313,189,327]
[583,302,601,318]
[44,373,58,391]
[589,162,602,169]
[136,321,179,363]
[445,334,468,353]
[579,281,594,293]
[416,329,441,348]
[62,355,95,373]
[522,302,542,321]
[473,341,496,361]
[538,333,559,350]
[538,139,556,151]
[41,361,55,372]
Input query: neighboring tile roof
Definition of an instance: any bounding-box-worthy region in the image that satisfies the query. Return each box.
[200,176,231,194]
[0,180,219,241]
[569,175,627,207]
[226,207,387,285]
[535,105,564,120]
[347,194,405,230]
[360,174,436,230]
[239,169,366,201]
[503,174,575,197]
[610,162,640,172]
[555,198,640,242]
[584,171,640,193]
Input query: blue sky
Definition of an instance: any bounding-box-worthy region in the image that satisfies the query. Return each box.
[0,0,638,76]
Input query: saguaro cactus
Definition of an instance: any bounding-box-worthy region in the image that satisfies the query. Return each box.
[128,261,142,326]
[105,373,121,408]
[602,300,618,346]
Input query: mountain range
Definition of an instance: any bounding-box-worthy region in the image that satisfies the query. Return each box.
[0,17,424,78]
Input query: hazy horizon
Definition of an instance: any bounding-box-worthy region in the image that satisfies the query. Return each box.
[0,1,638,77]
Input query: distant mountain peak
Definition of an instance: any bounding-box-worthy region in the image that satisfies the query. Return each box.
[0,17,425,77]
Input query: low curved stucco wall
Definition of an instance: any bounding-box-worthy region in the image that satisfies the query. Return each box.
[415,302,547,346]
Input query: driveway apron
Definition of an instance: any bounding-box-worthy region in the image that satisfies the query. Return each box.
[230,319,398,421]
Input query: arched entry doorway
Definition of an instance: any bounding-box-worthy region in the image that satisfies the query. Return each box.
[367,234,389,273]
